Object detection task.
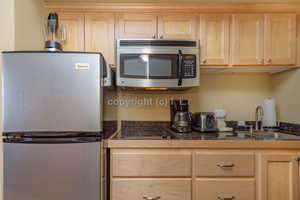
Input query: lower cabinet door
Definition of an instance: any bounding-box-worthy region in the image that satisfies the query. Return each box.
[196,178,255,200]
[259,153,299,200]
[112,178,192,200]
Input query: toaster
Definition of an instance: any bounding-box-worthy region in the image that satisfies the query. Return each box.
[192,112,219,133]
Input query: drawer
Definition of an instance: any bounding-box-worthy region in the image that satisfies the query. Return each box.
[112,150,192,177]
[196,178,255,200]
[195,152,255,177]
[112,178,192,200]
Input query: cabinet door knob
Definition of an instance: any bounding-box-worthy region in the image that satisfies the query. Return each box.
[259,59,264,64]
[202,59,207,64]
[159,35,164,39]
[217,164,235,168]
[293,155,300,162]
[267,58,272,64]
[143,196,161,200]
[152,34,156,39]
[217,197,236,200]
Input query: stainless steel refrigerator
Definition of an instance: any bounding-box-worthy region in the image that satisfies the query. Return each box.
[2,51,103,200]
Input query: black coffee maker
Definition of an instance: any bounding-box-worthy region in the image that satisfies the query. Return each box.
[170,99,192,133]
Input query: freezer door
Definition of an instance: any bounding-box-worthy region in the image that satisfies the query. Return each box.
[3,52,103,133]
[4,141,101,200]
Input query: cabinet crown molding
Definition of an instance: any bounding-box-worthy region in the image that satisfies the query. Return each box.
[45,2,300,13]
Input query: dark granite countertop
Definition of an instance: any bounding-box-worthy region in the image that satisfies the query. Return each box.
[112,121,300,141]
[102,121,118,139]
[113,129,300,141]
[113,129,249,140]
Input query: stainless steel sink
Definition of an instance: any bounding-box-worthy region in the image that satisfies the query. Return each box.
[236,131,300,140]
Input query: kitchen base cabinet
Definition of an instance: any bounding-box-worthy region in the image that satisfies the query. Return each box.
[259,153,299,200]
[195,152,255,177]
[196,178,255,200]
[112,178,192,200]
[109,148,300,200]
[112,149,192,177]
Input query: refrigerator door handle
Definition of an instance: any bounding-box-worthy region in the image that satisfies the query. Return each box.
[3,137,101,144]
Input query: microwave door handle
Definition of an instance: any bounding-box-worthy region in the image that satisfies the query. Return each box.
[178,50,183,86]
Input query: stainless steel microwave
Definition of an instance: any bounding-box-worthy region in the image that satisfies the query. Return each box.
[116,39,200,89]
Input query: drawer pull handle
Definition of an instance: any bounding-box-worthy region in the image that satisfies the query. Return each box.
[217,196,236,200]
[143,196,161,200]
[217,164,235,168]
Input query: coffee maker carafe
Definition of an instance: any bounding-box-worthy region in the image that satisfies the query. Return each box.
[43,13,67,51]
[170,99,192,133]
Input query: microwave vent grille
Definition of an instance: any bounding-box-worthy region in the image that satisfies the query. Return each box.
[119,40,197,47]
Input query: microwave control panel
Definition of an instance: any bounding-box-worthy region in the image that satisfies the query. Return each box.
[182,55,197,78]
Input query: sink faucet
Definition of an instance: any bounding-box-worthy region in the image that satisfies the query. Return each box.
[255,105,264,131]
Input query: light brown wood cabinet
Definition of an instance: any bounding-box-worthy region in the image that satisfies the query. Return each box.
[111,149,192,200]
[232,14,264,66]
[85,13,115,65]
[111,149,300,200]
[195,152,255,177]
[59,13,85,51]
[116,13,157,39]
[53,6,299,70]
[49,3,300,72]
[117,13,197,39]
[158,14,197,39]
[112,178,192,200]
[111,150,257,200]
[196,178,255,200]
[259,153,299,200]
[200,14,230,66]
[264,14,296,66]
[112,149,192,177]
[232,14,296,66]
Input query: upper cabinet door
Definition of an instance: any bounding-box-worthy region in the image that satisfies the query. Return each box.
[232,14,264,66]
[157,14,197,39]
[85,13,115,65]
[200,14,230,66]
[264,14,296,66]
[117,13,157,39]
[59,13,84,51]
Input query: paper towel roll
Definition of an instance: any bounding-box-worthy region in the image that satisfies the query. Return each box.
[262,98,277,127]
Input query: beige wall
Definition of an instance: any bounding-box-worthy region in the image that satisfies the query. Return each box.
[104,73,273,121]
[15,0,47,50]
[272,68,300,123]
[0,0,15,199]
